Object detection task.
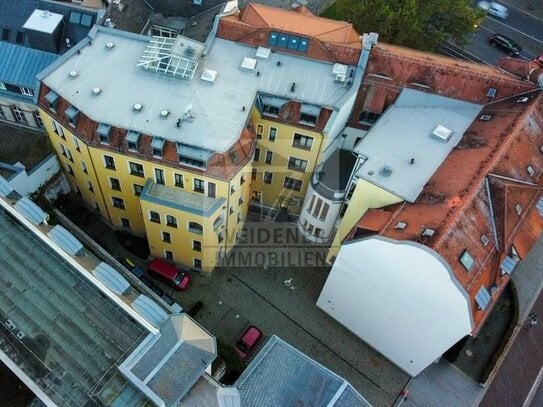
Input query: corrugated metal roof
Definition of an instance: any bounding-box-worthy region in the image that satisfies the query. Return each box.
[0,42,58,87]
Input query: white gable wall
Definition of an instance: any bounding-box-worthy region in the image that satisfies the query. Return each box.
[317,236,473,376]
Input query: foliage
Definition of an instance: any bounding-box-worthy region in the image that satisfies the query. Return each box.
[322,0,485,52]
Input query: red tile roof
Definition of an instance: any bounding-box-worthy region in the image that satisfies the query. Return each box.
[346,46,543,333]
[217,3,362,65]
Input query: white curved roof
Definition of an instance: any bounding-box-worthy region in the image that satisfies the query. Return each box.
[92,262,131,295]
[14,197,48,225]
[132,294,168,326]
[317,236,473,376]
[47,225,84,256]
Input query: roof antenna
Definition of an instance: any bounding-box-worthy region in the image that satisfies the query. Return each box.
[176,119,182,128]
[276,61,281,67]
[290,82,296,92]
[409,158,415,165]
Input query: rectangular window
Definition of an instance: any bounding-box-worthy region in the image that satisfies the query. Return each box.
[208,182,216,198]
[150,211,161,223]
[193,240,202,252]
[188,222,203,234]
[194,178,205,193]
[53,120,64,138]
[15,31,24,44]
[110,177,121,191]
[66,164,74,176]
[265,151,273,164]
[359,111,381,124]
[133,184,143,196]
[121,218,131,229]
[81,160,88,174]
[262,104,279,116]
[288,156,308,172]
[162,231,171,243]
[252,191,261,202]
[459,250,475,271]
[256,124,263,139]
[165,250,174,261]
[193,258,202,270]
[229,150,238,163]
[263,171,273,184]
[166,215,177,228]
[268,127,277,142]
[300,113,317,126]
[112,197,125,209]
[11,106,27,124]
[254,148,260,162]
[72,136,80,152]
[315,228,322,237]
[19,87,33,96]
[69,11,82,24]
[174,173,184,188]
[65,106,79,127]
[45,90,59,111]
[239,196,244,206]
[240,175,246,185]
[293,133,313,150]
[252,168,257,180]
[104,155,116,170]
[284,177,302,191]
[291,196,302,207]
[320,203,330,221]
[230,185,235,195]
[155,168,165,185]
[307,195,315,213]
[152,137,165,158]
[2,27,10,41]
[129,161,144,177]
[237,213,242,224]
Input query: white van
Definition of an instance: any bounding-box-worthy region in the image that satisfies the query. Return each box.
[478,2,509,19]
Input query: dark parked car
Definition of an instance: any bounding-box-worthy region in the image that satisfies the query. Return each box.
[236,326,263,359]
[489,33,521,56]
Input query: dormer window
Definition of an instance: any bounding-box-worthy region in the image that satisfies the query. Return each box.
[268,31,309,53]
[45,90,59,111]
[459,249,475,271]
[151,137,165,159]
[64,105,79,127]
[97,123,111,144]
[126,131,140,152]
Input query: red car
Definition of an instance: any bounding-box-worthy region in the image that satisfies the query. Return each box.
[236,326,263,359]
[148,258,191,291]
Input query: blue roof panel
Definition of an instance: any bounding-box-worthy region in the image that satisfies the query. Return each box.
[0,42,58,87]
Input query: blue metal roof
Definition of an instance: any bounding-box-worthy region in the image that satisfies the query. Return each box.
[0,42,57,87]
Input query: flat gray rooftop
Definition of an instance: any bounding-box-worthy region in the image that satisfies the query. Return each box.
[0,206,146,406]
[354,88,482,202]
[40,26,355,153]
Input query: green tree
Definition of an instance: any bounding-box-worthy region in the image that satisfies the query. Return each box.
[324,0,484,52]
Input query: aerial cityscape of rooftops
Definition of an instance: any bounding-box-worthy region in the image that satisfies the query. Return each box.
[1,0,543,405]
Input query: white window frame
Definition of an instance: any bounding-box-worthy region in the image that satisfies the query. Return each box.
[19,86,34,96]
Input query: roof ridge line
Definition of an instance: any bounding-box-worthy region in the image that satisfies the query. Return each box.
[431,94,542,250]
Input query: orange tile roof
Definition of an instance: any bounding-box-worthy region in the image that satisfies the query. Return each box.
[347,46,543,331]
[238,3,361,46]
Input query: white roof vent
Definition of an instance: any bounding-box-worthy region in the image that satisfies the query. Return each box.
[333,63,348,75]
[201,69,217,83]
[422,228,435,237]
[256,47,271,59]
[431,124,452,142]
[240,57,257,71]
[105,41,115,49]
[160,110,169,118]
[479,115,492,121]
[68,70,78,78]
[133,103,143,112]
[92,87,101,95]
[517,96,529,103]
[394,222,407,230]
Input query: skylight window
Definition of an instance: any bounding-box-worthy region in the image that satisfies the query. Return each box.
[431,124,452,142]
[240,57,257,71]
[267,31,309,53]
[459,250,475,271]
[256,47,271,59]
[475,285,491,310]
[201,69,217,83]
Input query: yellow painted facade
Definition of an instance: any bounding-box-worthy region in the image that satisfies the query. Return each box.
[249,108,324,215]
[326,179,403,263]
[40,108,251,273]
